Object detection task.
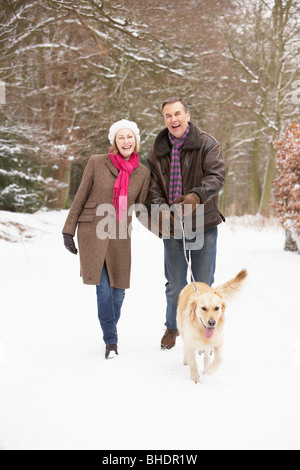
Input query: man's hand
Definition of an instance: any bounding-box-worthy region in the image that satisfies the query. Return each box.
[63,233,78,255]
[173,193,200,219]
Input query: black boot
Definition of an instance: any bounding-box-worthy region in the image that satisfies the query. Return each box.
[105,344,118,360]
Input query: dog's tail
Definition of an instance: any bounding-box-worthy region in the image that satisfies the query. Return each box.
[215,269,248,300]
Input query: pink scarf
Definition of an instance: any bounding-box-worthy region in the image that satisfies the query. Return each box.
[109,150,140,222]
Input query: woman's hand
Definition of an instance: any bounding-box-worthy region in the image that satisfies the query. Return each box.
[63,233,78,255]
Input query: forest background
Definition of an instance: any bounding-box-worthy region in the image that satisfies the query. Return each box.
[0,0,299,222]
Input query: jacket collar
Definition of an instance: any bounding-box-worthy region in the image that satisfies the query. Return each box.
[105,154,140,177]
[154,122,202,157]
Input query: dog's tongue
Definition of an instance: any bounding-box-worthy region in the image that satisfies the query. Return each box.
[205,327,214,339]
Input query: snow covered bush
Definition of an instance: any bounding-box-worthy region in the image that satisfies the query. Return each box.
[0,125,65,213]
[0,129,43,212]
[272,121,300,253]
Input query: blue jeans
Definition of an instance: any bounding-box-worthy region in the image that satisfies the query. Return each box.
[163,226,218,331]
[96,263,125,345]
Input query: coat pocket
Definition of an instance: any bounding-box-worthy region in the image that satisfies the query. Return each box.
[83,201,98,209]
[78,214,95,223]
[78,201,98,222]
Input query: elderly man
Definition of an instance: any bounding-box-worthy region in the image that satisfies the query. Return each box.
[147,98,226,350]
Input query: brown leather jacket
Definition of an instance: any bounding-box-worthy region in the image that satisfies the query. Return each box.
[146,122,226,231]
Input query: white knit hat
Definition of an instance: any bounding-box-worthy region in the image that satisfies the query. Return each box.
[108,119,141,146]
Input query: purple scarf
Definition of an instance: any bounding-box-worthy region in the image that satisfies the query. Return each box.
[168,124,190,204]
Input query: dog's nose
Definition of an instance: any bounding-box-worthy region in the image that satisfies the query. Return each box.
[208,319,216,328]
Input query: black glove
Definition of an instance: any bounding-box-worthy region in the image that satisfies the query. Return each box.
[63,233,78,255]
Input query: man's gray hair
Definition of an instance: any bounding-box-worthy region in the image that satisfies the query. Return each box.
[161,97,190,114]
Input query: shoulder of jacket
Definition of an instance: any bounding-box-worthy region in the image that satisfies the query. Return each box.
[187,122,216,143]
[186,127,220,157]
[86,154,110,169]
[138,162,150,174]
[200,131,219,149]
[90,154,108,162]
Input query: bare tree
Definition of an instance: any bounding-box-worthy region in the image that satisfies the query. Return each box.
[1,0,298,215]
[0,0,191,209]
[219,0,300,215]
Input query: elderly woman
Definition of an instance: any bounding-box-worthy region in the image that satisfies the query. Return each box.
[62,120,150,359]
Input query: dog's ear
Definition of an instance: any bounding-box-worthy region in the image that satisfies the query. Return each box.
[189,301,197,320]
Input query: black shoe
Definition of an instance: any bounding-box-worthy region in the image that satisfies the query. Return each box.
[105,344,118,360]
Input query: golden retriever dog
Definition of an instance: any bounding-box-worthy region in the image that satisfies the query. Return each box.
[177,269,247,383]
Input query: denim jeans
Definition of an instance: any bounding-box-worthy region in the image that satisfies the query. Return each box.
[163,226,218,331]
[96,263,125,345]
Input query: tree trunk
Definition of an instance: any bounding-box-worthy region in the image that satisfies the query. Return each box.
[248,137,262,214]
[284,230,299,253]
[259,144,276,216]
[48,160,72,209]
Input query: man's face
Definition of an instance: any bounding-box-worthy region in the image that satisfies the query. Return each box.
[163,102,191,139]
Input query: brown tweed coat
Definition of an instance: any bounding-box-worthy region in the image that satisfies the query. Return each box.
[62,154,150,288]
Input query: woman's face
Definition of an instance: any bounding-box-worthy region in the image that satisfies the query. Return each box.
[115,128,136,158]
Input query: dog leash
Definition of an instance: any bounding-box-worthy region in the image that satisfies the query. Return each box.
[180,218,199,294]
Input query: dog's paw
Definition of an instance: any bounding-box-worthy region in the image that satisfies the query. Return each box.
[206,362,221,375]
[191,373,201,384]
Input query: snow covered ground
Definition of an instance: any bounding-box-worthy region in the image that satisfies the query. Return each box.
[0,210,300,450]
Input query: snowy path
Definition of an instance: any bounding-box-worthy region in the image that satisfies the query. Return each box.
[0,211,300,450]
